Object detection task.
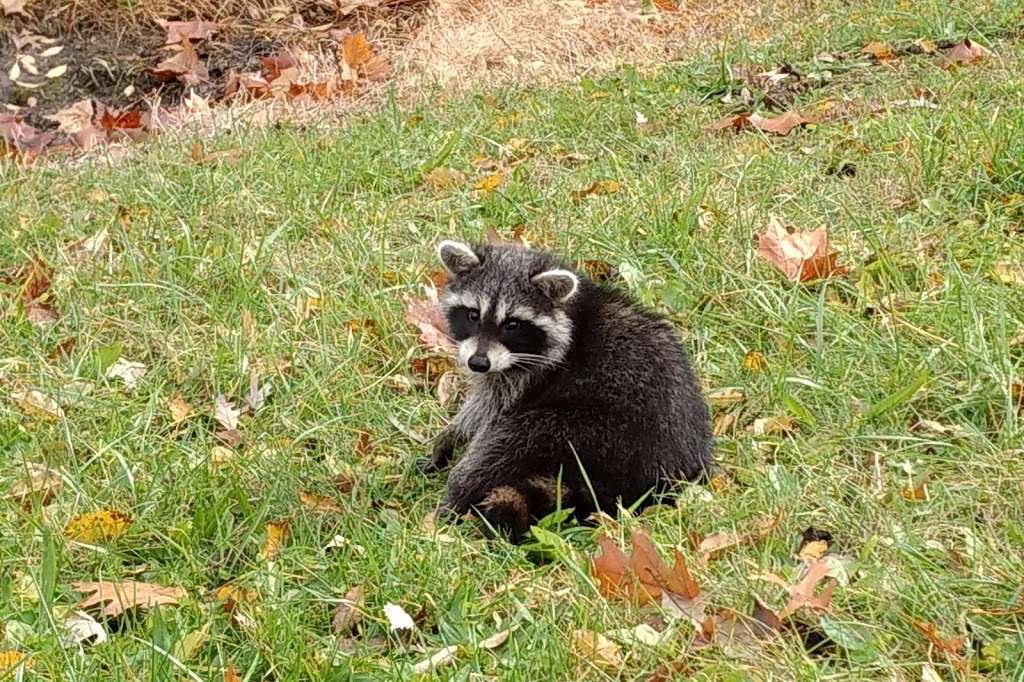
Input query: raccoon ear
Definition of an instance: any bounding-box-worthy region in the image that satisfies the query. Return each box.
[437,240,481,276]
[532,268,579,302]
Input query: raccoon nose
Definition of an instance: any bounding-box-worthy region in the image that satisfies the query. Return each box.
[467,354,491,373]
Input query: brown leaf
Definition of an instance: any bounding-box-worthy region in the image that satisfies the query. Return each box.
[331,586,365,634]
[224,664,242,682]
[941,38,991,68]
[404,288,454,352]
[758,558,837,618]
[0,113,55,162]
[74,580,187,617]
[224,71,272,100]
[653,0,679,10]
[901,473,929,501]
[571,180,620,202]
[423,167,466,191]
[159,19,218,45]
[707,387,746,408]
[697,513,780,560]
[151,37,208,86]
[214,395,241,431]
[743,350,767,373]
[578,259,617,283]
[709,111,812,136]
[698,599,783,661]
[96,104,145,141]
[3,463,61,507]
[410,355,455,383]
[260,519,289,560]
[914,620,967,657]
[341,32,374,68]
[572,629,623,673]
[300,491,343,514]
[756,218,848,283]
[861,41,896,61]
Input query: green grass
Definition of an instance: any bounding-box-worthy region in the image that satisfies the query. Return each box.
[2,1,1024,679]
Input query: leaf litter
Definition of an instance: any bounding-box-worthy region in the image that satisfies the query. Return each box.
[74,580,188,618]
[757,217,849,283]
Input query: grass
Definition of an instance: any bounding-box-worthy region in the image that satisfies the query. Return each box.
[2,0,1024,679]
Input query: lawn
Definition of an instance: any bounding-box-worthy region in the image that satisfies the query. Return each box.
[2,1,1023,679]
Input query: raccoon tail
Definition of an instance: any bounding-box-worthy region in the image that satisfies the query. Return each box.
[476,475,569,542]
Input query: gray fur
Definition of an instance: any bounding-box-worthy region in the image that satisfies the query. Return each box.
[422,241,714,539]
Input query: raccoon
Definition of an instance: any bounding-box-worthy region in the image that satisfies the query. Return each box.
[419,240,713,539]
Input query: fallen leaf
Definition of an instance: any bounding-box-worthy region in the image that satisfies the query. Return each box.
[4,462,61,507]
[45,64,68,79]
[11,389,64,420]
[914,620,967,657]
[941,38,991,68]
[707,387,747,408]
[743,350,767,373]
[244,369,272,412]
[0,113,55,162]
[209,445,235,468]
[300,491,343,514]
[480,624,518,650]
[173,621,210,662]
[0,651,32,673]
[709,111,812,136]
[332,586,365,634]
[105,358,147,389]
[158,19,219,45]
[862,41,896,61]
[436,371,462,408]
[579,259,617,282]
[992,261,1024,285]
[712,413,737,436]
[572,629,623,673]
[1,0,29,16]
[797,527,832,562]
[901,473,929,501]
[653,0,679,11]
[921,663,944,682]
[65,509,132,543]
[474,172,504,193]
[571,180,620,202]
[62,609,107,647]
[383,602,416,631]
[423,166,466,190]
[404,288,454,352]
[341,32,373,68]
[75,580,187,617]
[260,519,289,560]
[96,104,143,135]
[224,71,271,100]
[758,558,837,617]
[756,217,849,283]
[150,37,208,86]
[214,395,241,431]
[751,415,796,436]
[412,645,459,674]
[224,664,242,682]
[45,99,95,135]
[698,513,780,560]
[910,419,970,439]
[698,599,783,661]
[168,394,196,426]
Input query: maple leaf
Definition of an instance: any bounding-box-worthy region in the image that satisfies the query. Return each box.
[95,104,145,142]
[404,286,455,352]
[756,217,849,283]
[709,111,812,136]
[757,558,837,618]
[151,37,208,86]
[65,509,132,543]
[158,19,219,45]
[45,99,105,151]
[74,580,187,617]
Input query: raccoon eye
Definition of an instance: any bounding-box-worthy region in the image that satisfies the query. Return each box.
[467,309,481,323]
[504,318,520,330]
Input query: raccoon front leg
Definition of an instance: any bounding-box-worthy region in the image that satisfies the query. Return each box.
[417,423,464,474]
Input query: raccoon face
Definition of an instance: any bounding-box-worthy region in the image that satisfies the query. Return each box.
[436,240,579,375]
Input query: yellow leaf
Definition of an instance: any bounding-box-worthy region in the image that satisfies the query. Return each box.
[64,509,132,542]
[798,539,829,562]
[0,651,32,673]
[260,519,289,560]
[993,261,1024,285]
[209,446,235,469]
[572,629,622,673]
[474,172,504,194]
[743,350,767,373]
[12,389,64,420]
[300,491,343,514]
[571,180,620,201]
[168,394,196,425]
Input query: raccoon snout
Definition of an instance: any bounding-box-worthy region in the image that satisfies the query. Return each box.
[467,354,491,373]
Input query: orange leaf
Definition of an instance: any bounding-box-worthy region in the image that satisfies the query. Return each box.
[756,218,848,283]
[74,580,187,618]
[758,558,837,618]
[861,41,896,61]
[260,519,289,560]
[914,620,967,657]
[341,32,374,68]
[150,37,208,86]
[224,664,242,682]
[591,530,702,612]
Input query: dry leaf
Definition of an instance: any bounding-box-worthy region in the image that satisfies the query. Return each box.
[151,37,208,86]
[757,218,849,283]
[412,645,459,674]
[383,602,416,631]
[914,620,967,657]
[571,180,620,201]
[474,172,504,193]
[697,599,783,661]
[341,32,373,68]
[579,259,617,282]
[224,664,242,682]
[798,539,829,562]
[4,462,61,506]
[300,491,343,514]
[992,261,1024,285]
[743,350,767,373]
[941,38,991,68]
[332,586,365,634]
[45,99,94,134]
[436,371,462,408]
[911,419,970,439]
[0,651,32,673]
[159,19,219,45]
[404,287,454,352]
[75,580,187,617]
[758,558,837,617]
[11,389,64,420]
[751,415,796,436]
[901,474,929,501]
[105,358,147,389]
[572,630,623,673]
[62,609,107,647]
[1,0,29,16]
[260,519,289,560]
[423,167,466,191]
[65,509,132,542]
[709,111,812,136]
[168,394,196,425]
[712,413,737,436]
[698,513,780,560]
[707,387,746,408]
[480,625,518,650]
[209,445,235,468]
[862,41,896,61]
[214,395,241,431]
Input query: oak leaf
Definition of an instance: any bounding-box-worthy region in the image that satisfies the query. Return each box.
[158,19,218,45]
[151,38,208,86]
[74,580,187,617]
[757,558,837,617]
